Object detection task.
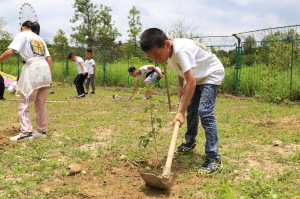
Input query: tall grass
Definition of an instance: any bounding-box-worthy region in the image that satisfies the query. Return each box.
[2,54,300,102]
[238,63,300,102]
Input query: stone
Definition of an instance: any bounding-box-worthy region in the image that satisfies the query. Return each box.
[43,186,51,194]
[81,170,87,175]
[273,140,283,146]
[67,163,82,176]
[129,164,135,169]
[145,166,151,170]
[120,155,127,160]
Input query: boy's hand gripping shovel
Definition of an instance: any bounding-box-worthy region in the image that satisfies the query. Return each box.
[140,95,184,189]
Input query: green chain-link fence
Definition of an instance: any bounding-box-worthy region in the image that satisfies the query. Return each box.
[1,24,300,101]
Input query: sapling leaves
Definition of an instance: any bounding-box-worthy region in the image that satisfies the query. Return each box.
[138,84,156,93]
[140,119,147,123]
[137,84,162,160]
[139,136,150,148]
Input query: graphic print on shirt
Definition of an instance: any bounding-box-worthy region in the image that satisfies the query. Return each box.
[30,39,45,56]
[176,63,182,71]
[192,40,208,51]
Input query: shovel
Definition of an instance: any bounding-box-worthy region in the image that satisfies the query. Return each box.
[140,95,184,189]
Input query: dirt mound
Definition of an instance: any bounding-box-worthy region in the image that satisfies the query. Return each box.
[0,126,20,149]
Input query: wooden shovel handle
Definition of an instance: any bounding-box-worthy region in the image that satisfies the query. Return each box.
[162,95,184,182]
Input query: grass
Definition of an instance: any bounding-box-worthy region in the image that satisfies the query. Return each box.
[0,84,300,198]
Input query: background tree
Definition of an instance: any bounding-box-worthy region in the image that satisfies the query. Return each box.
[243,35,257,55]
[95,5,121,48]
[165,17,201,39]
[70,0,120,50]
[53,29,69,53]
[242,35,257,66]
[70,0,101,49]
[0,17,12,53]
[127,6,142,49]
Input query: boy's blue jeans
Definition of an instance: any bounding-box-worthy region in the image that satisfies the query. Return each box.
[185,84,220,160]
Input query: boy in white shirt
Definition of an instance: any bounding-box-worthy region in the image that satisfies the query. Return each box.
[128,65,163,100]
[68,53,88,98]
[8,60,24,97]
[7,76,20,97]
[84,50,96,94]
[140,28,225,176]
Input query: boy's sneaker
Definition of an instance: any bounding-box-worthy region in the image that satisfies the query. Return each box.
[10,133,32,141]
[196,158,222,177]
[32,131,47,139]
[142,97,147,100]
[76,93,85,98]
[148,96,153,99]
[91,91,95,94]
[174,143,197,154]
[0,97,6,101]
[85,92,88,95]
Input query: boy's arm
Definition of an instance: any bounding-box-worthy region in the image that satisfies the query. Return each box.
[173,70,196,127]
[13,85,18,94]
[147,65,163,78]
[80,62,86,75]
[129,79,140,100]
[178,75,185,100]
[93,64,96,78]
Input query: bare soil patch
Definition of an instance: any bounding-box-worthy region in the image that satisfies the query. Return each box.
[0,126,20,149]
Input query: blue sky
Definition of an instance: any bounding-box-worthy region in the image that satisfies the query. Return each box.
[0,0,299,44]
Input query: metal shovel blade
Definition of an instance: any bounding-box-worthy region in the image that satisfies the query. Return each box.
[140,172,169,190]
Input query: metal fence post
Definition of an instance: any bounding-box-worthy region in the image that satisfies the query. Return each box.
[127,50,129,87]
[101,44,106,85]
[64,49,68,77]
[232,34,241,95]
[17,54,20,76]
[290,40,294,98]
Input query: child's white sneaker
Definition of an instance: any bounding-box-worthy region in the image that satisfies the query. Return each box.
[32,131,47,139]
[142,97,147,100]
[10,133,32,141]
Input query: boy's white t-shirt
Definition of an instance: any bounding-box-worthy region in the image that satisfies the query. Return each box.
[8,31,50,61]
[85,59,95,75]
[136,65,155,80]
[10,81,17,87]
[167,38,225,85]
[7,81,17,93]
[76,57,87,74]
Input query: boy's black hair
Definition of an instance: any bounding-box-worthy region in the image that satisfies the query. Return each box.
[140,28,168,52]
[22,60,26,64]
[32,22,40,35]
[128,66,136,74]
[68,53,75,60]
[87,49,92,54]
[20,20,33,32]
